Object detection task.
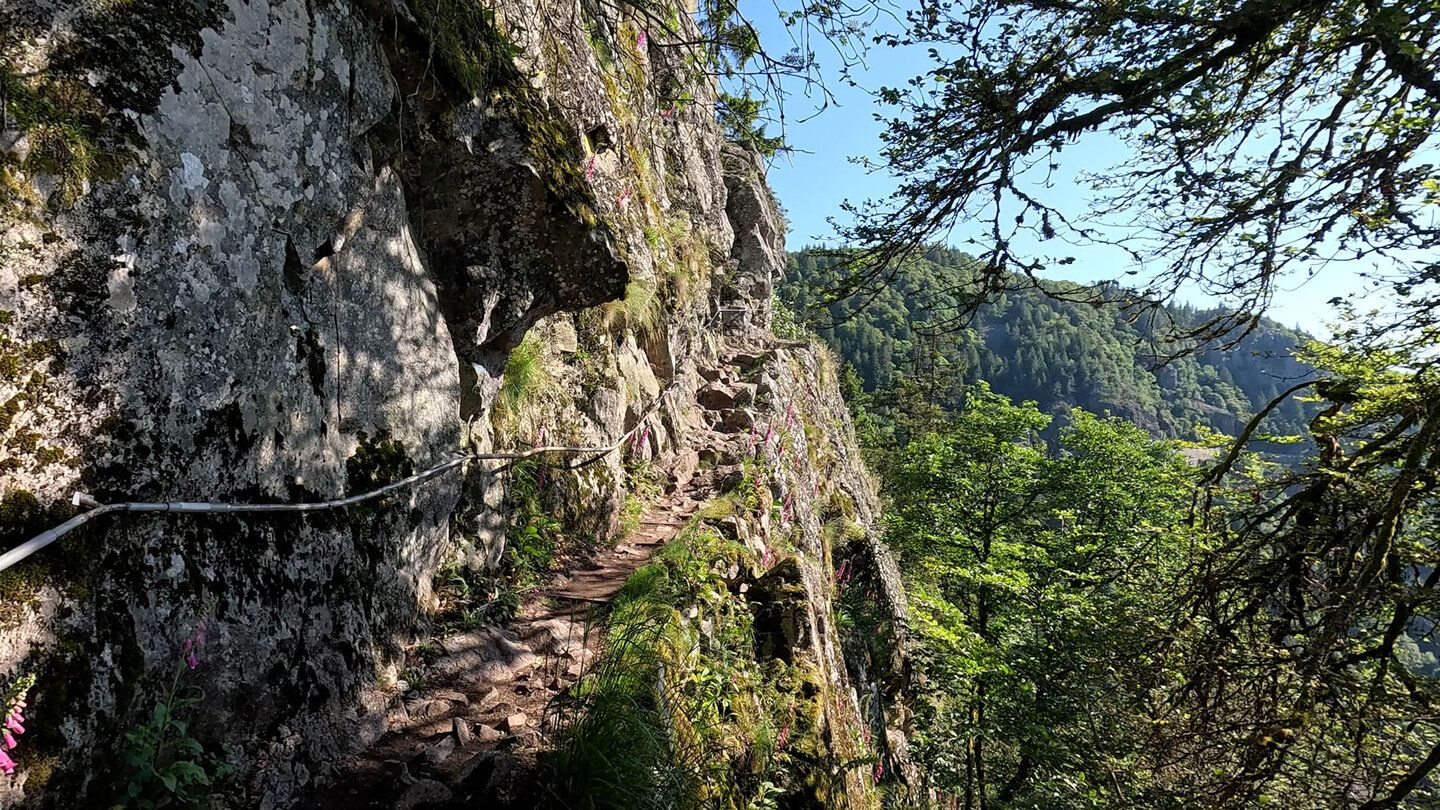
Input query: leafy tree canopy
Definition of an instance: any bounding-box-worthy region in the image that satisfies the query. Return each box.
[826,0,1440,354]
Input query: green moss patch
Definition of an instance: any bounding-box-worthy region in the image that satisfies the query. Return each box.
[345,430,415,495]
[1,0,220,210]
[0,393,21,433]
[0,563,48,625]
[405,0,602,228]
[0,490,76,623]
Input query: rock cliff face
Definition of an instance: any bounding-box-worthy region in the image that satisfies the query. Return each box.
[0,0,911,806]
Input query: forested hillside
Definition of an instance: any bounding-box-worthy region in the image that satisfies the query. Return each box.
[781,248,1317,439]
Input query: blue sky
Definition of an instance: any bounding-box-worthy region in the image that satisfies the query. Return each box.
[746,9,1368,337]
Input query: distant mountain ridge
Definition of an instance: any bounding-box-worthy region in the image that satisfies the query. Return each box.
[780,247,1318,440]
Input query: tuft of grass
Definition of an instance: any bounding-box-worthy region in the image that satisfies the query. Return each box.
[0,65,107,204]
[492,337,558,438]
[697,496,738,521]
[546,600,700,809]
[606,279,664,341]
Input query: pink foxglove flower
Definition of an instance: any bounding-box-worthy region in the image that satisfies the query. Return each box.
[3,730,14,749]
[186,651,199,670]
[5,714,23,735]
[0,748,15,775]
[636,30,648,50]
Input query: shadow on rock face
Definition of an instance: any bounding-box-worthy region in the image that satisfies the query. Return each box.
[367,2,630,378]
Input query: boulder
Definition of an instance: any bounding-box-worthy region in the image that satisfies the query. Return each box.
[721,408,756,431]
[697,383,738,410]
[425,736,458,766]
[733,382,759,406]
[476,724,504,743]
[454,718,474,746]
[396,779,453,810]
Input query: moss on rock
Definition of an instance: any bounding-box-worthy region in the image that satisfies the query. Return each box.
[0,0,220,212]
[405,0,603,229]
[0,394,21,433]
[346,431,415,496]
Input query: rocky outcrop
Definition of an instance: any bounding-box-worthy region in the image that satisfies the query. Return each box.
[704,338,915,805]
[0,0,911,806]
[721,143,784,332]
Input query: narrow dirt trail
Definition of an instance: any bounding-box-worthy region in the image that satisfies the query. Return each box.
[311,417,739,810]
[307,342,779,809]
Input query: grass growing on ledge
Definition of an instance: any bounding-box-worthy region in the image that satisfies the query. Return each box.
[604,279,664,342]
[546,520,827,809]
[492,337,558,439]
